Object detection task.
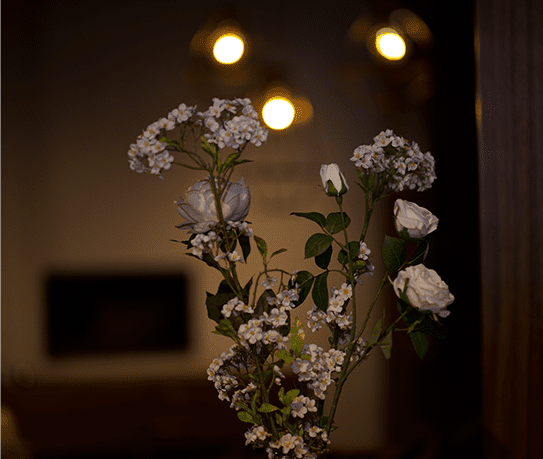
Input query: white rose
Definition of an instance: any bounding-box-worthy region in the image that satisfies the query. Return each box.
[394,199,438,238]
[320,163,349,196]
[175,176,250,233]
[393,264,454,318]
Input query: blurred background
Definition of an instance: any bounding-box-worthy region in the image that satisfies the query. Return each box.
[2,1,482,458]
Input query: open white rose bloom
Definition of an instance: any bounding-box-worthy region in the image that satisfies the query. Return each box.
[393,264,454,317]
[175,177,250,233]
[394,199,438,238]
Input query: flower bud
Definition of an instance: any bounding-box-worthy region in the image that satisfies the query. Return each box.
[320,163,349,196]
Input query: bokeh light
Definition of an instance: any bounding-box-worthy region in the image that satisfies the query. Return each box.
[262,97,295,130]
[375,28,406,60]
[213,33,244,64]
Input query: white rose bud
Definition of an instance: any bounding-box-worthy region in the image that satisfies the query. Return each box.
[320,163,349,196]
[175,176,250,233]
[394,199,438,238]
[393,264,454,318]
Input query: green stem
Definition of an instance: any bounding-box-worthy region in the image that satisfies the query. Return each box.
[346,309,410,378]
[360,189,375,243]
[205,174,246,300]
[324,270,390,433]
[358,271,390,339]
[336,198,358,340]
[252,348,279,438]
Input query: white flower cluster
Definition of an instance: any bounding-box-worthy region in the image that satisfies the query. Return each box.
[264,424,330,458]
[306,283,353,333]
[222,297,254,318]
[232,288,299,351]
[128,103,197,178]
[267,433,310,458]
[245,425,272,446]
[198,97,268,149]
[267,288,300,309]
[292,344,345,400]
[206,346,242,402]
[246,423,330,458]
[230,382,259,411]
[350,129,436,192]
[189,221,252,261]
[128,98,267,179]
[290,395,318,418]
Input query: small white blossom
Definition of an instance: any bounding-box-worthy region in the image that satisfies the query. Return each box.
[358,242,371,260]
[261,276,278,289]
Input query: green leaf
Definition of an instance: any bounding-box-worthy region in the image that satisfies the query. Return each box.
[205,280,239,324]
[290,212,326,228]
[201,137,218,159]
[324,212,351,235]
[237,411,254,423]
[337,241,361,267]
[270,248,287,260]
[258,403,279,413]
[289,271,314,307]
[242,278,253,305]
[254,289,275,316]
[276,349,294,365]
[206,293,225,324]
[305,233,333,259]
[380,331,393,359]
[410,331,429,360]
[175,162,207,171]
[239,234,251,263]
[281,405,291,420]
[382,235,406,273]
[312,272,329,312]
[315,245,332,269]
[220,151,242,173]
[233,159,253,166]
[419,315,450,339]
[254,235,268,260]
[409,239,429,265]
[284,389,300,405]
[278,387,286,404]
[289,318,305,355]
[213,319,238,340]
[369,318,382,346]
[396,298,419,329]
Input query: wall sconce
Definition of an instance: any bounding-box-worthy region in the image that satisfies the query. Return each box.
[375,27,406,61]
[262,96,295,130]
[256,85,313,132]
[366,23,411,64]
[212,33,245,64]
[190,17,249,69]
[348,9,432,65]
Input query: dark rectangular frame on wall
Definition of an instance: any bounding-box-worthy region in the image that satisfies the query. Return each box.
[45,271,190,357]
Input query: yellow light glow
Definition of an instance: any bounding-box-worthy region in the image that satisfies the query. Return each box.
[375,28,406,60]
[262,97,295,130]
[213,34,244,64]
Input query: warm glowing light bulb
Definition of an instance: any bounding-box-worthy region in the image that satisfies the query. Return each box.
[262,97,295,130]
[375,29,406,60]
[213,34,244,64]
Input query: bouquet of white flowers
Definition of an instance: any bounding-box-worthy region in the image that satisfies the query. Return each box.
[127,98,454,459]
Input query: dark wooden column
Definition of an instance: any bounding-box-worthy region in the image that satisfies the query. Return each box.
[476,0,543,458]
